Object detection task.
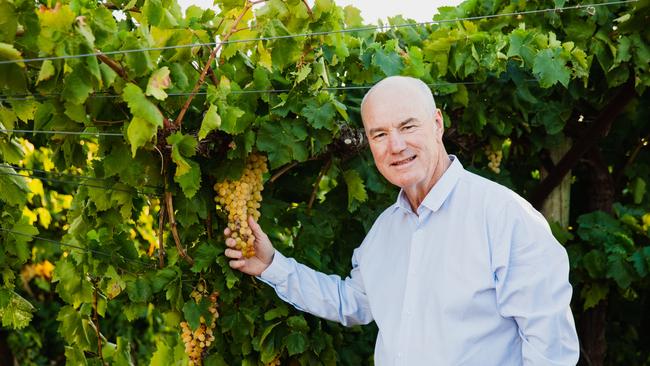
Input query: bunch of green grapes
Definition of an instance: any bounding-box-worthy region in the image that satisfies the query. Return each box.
[180,283,219,366]
[214,153,268,258]
[485,146,503,174]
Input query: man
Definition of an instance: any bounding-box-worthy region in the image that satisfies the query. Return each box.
[224,76,580,365]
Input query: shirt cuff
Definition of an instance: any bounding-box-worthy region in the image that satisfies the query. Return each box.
[259,249,291,285]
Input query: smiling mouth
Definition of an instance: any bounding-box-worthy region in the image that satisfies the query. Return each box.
[391,155,417,166]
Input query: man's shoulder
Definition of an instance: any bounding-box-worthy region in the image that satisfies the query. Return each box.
[461,169,549,234]
[458,169,534,214]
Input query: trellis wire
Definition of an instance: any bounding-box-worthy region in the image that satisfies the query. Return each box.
[0,227,156,269]
[0,0,636,66]
[0,170,161,196]
[0,164,164,191]
[0,80,501,102]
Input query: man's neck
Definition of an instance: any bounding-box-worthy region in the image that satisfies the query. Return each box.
[404,155,452,213]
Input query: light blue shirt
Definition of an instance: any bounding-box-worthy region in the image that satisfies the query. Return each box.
[260,156,579,365]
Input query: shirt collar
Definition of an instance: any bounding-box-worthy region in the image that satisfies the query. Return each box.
[393,155,464,214]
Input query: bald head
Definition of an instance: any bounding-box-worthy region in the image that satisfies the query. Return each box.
[361,76,437,125]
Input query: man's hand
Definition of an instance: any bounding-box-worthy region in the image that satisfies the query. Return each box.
[224,216,274,276]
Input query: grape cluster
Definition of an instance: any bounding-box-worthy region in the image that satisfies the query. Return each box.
[180,283,219,366]
[485,147,503,174]
[214,153,268,258]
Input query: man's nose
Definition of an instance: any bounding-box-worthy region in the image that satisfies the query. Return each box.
[388,133,406,153]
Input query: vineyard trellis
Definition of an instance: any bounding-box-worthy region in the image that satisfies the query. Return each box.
[0,0,648,365]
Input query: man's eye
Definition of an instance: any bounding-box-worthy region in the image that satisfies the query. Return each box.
[373,133,386,139]
[403,125,415,130]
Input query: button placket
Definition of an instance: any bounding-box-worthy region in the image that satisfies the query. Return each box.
[395,227,422,365]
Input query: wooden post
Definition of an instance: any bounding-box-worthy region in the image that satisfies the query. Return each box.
[541,136,572,227]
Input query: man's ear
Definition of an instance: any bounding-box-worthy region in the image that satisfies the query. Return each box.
[433,109,444,132]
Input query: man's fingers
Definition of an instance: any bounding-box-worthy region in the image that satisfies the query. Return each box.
[224,248,242,259]
[229,259,246,269]
[224,227,231,236]
[225,237,237,248]
[248,216,265,238]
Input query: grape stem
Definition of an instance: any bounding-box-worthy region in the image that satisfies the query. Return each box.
[269,162,298,183]
[96,52,131,82]
[158,199,166,268]
[174,2,253,128]
[206,211,213,240]
[165,192,194,266]
[92,283,106,366]
[307,157,332,213]
[269,156,321,183]
[301,0,313,18]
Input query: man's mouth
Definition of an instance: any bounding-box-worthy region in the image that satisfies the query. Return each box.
[391,155,416,166]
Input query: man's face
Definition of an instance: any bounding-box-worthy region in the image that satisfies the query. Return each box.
[361,83,444,193]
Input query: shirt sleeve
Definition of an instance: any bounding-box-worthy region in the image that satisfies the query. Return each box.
[257,247,373,327]
[491,197,580,366]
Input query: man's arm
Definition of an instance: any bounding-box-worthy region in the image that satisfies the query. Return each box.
[224,217,373,326]
[492,199,580,366]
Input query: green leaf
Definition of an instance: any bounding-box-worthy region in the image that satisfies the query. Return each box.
[507,28,537,66]
[182,298,211,330]
[301,97,336,130]
[113,337,135,366]
[11,99,39,122]
[168,132,197,170]
[198,104,221,140]
[37,60,56,83]
[7,216,39,262]
[583,250,607,279]
[0,2,17,43]
[191,243,219,273]
[533,48,570,88]
[146,66,171,100]
[373,48,403,76]
[264,304,289,321]
[150,339,173,366]
[607,254,634,289]
[286,315,309,332]
[217,102,246,134]
[631,247,650,277]
[342,169,368,212]
[343,5,363,27]
[53,259,94,308]
[256,119,309,168]
[167,132,201,198]
[151,267,178,293]
[104,266,126,300]
[293,64,311,84]
[122,83,164,128]
[57,305,95,351]
[580,282,609,310]
[62,66,94,105]
[285,332,307,356]
[0,42,24,67]
[0,105,17,131]
[127,116,158,157]
[0,289,35,329]
[126,277,153,303]
[0,139,25,165]
[204,353,228,366]
[64,346,87,365]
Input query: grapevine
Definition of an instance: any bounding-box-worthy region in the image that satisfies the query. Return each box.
[180,282,219,366]
[0,0,646,364]
[214,153,268,258]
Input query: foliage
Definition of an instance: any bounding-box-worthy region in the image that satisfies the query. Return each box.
[0,0,648,364]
